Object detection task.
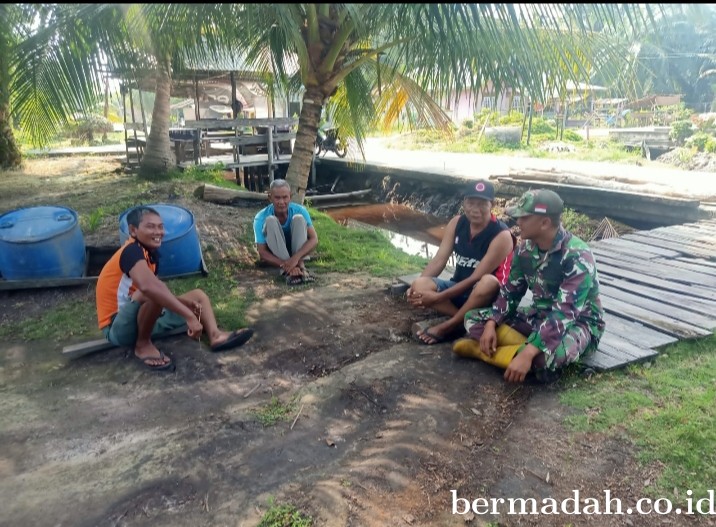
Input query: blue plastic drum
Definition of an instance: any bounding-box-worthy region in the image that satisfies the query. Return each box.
[0,205,86,280]
[118,203,202,278]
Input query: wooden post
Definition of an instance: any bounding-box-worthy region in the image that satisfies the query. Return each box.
[137,87,147,156]
[128,87,140,162]
[122,85,129,162]
[193,77,200,120]
[267,126,275,183]
[526,99,534,146]
[230,72,239,164]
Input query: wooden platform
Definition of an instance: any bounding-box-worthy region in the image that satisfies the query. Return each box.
[395,218,716,372]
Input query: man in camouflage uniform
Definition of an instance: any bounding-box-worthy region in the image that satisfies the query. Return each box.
[452,189,604,383]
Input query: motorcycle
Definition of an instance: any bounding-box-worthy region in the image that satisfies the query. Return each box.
[315,126,348,158]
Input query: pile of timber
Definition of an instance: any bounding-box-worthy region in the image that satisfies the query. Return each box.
[495,172,703,227]
[198,183,372,208]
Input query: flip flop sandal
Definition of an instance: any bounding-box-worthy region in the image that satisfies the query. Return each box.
[286,274,304,286]
[210,327,255,352]
[135,351,175,371]
[302,269,316,283]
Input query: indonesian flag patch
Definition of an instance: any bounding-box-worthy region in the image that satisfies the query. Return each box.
[534,204,548,213]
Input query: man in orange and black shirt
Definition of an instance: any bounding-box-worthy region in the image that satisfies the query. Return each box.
[96,206,254,371]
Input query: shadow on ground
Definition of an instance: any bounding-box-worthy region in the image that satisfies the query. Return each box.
[0,276,695,527]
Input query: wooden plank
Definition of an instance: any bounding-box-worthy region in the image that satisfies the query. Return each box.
[594,263,716,301]
[599,276,716,316]
[590,242,663,261]
[62,326,188,360]
[622,232,716,259]
[593,251,716,287]
[225,155,292,169]
[599,333,659,363]
[600,286,716,330]
[592,237,680,258]
[593,246,716,279]
[0,276,99,291]
[676,256,716,270]
[664,222,716,235]
[602,312,678,349]
[582,349,628,371]
[600,295,711,339]
[227,132,295,146]
[185,117,297,129]
[649,256,716,278]
[641,227,716,247]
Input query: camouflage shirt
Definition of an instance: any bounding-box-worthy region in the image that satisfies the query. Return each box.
[490,226,605,358]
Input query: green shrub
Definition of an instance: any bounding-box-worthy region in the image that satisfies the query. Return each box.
[528,117,556,135]
[462,119,474,130]
[65,114,114,144]
[670,120,694,144]
[497,112,526,126]
[562,129,583,142]
[561,207,595,240]
[706,137,716,154]
[258,499,312,527]
[685,132,710,152]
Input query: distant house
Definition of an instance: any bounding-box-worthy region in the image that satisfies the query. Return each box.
[441,80,524,123]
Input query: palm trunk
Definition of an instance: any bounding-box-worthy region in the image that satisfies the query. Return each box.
[138,62,173,179]
[0,104,21,169]
[285,88,324,204]
[0,19,21,169]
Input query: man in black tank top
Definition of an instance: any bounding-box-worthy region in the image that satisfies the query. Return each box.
[407,180,515,344]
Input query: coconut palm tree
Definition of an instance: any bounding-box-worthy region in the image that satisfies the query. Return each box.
[10,4,666,195]
[0,4,39,168]
[12,4,235,178]
[227,4,671,202]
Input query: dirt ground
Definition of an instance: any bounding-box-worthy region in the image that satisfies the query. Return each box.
[0,157,709,527]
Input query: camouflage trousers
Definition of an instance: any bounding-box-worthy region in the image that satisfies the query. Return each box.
[463,307,596,372]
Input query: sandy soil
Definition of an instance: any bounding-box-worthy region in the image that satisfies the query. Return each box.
[0,157,709,527]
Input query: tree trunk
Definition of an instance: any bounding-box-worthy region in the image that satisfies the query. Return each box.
[0,23,21,169]
[285,88,324,204]
[138,62,174,179]
[0,105,21,169]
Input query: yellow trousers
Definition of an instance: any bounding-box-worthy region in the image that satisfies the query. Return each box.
[452,324,528,369]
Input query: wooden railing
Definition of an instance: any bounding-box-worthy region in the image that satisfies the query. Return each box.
[178,118,299,189]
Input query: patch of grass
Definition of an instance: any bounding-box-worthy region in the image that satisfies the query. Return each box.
[167,259,256,330]
[309,208,427,277]
[561,207,596,240]
[252,396,298,427]
[83,207,106,233]
[391,126,645,164]
[171,162,243,190]
[0,296,97,341]
[258,498,313,527]
[561,334,716,501]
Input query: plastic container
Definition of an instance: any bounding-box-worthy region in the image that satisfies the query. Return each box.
[0,205,86,280]
[118,203,202,277]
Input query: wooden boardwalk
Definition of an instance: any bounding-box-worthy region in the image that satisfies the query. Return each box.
[397,218,716,372]
[584,218,716,371]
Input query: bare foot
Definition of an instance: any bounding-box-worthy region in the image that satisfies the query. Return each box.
[209,330,233,348]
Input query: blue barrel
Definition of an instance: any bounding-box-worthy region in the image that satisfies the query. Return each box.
[118,203,202,278]
[0,206,86,280]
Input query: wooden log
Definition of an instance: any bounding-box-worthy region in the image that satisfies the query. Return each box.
[197,183,267,204]
[62,326,188,360]
[305,189,373,203]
